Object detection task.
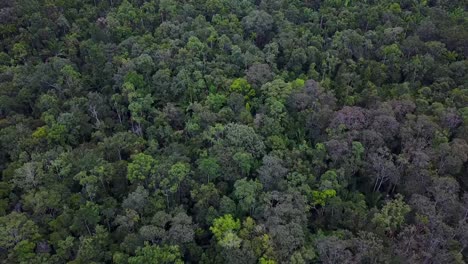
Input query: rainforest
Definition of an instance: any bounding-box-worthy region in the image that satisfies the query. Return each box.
[0,0,467,263]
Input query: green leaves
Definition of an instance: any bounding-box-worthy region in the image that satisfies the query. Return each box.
[163,162,190,193]
[261,79,294,102]
[372,194,410,234]
[311,170,341,206]
[129,243,183,264]
[197,157,221,183]
[125,72,146,91]
[312,189,337,207]
[128,94,154,124]
[319,170,340,191]
[210,214,242,248]
[0,212,40,250]
[12,42,28,61]
[1,0,468,263]
[232,152,254,176]
[234,178,263,214]
[206,93,227,111]
[74,171,99,200]
[230,78,256,100]
[127,153,157,183]
[224,123,266,157]
[12,240,36,263]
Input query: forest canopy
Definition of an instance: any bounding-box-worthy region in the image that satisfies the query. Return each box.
[0,0,468,263]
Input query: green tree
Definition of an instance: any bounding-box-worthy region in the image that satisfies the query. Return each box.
[210,214,242,248]
[128,243,183,264]
[160,162,190,206]
[71,201,101,235]
[224,123,265,157]
[234,178,263,215]
[0,212,40,251]
[197,157,221,183]
[372,194,411,235]
[232,151,254,176]
[127,153,157,184]
[230,78,256,101]
[164,162,190,194]
[75,225,111,263]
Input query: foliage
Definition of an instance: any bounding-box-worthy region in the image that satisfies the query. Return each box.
[0,0,467,262]
[128,243,183,264]
[372,194,411,234]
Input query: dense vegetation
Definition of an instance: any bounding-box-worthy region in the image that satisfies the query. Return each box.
[1,0,468,263]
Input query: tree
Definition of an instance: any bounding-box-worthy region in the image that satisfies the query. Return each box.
[72,201,101,235]
[13,162,42,191]
[312,189,337,207]
[1,0,468,263]
[315,236,353,264]
[242,10,274,47]
[245,64,274,89]
[197,156,221,183]
[127,153,157,184]
[261,191,308,261]
[224,123,265,157]
[372,195,411,235]
[75,225,112,263]
[0,212,40,251]
[163,162,190,195]
[257,155,288,191]
[165,212,195,245]
[99,131,145,161]
[128,93,154,135]
[436,139,468,175]
[234,178,263,215]
[206,93,227,112]
[367,147,400,192]
[210,214,242,248]
[122,186,149,214]
[114,209,140,232]
[330,106,368,131]
[74,170,99,201]
[232,151,254,177]
[230,78,256,101]
[128,243,183,264]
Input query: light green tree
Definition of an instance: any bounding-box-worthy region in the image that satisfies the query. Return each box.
[372,194,411,234]
[230,78,256,100]
[210,214,242,248]
[127,153,157,184]
[128,243,183,264]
